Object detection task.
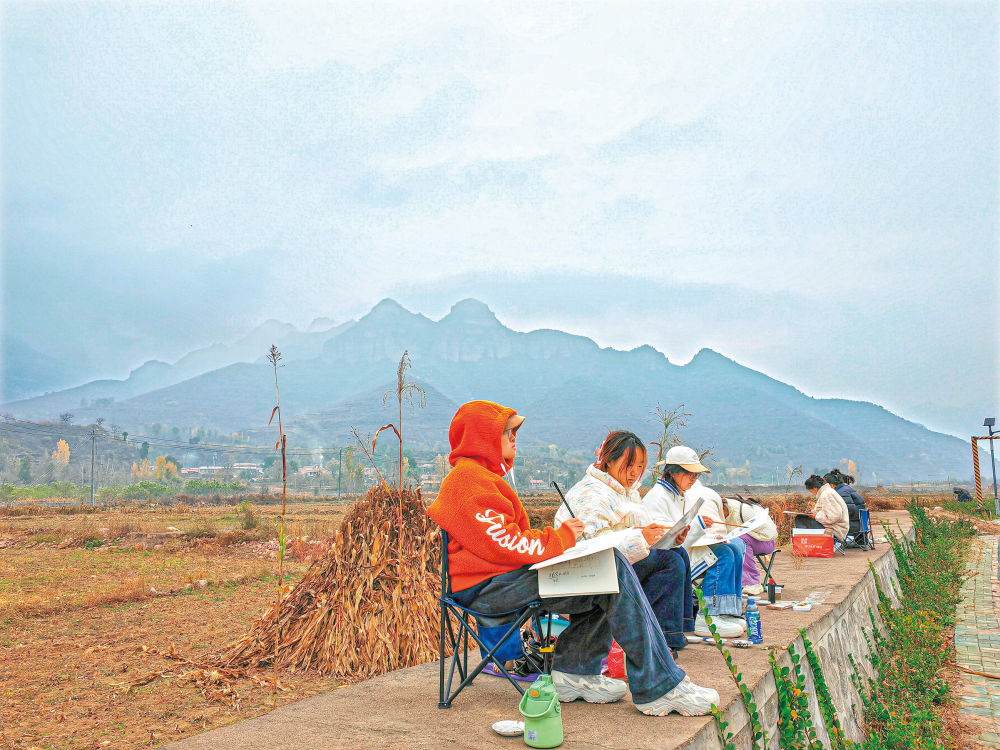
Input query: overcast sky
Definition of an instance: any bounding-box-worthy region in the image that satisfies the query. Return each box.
[2,1,997,437]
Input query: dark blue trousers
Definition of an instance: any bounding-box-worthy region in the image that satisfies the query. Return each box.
[452,549,685,703]
[631,547,694,650]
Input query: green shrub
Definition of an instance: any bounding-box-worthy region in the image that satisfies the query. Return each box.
[0,482,88,502]
[98,481,174,502]
[182,479,246,495]
[236,500,258,530]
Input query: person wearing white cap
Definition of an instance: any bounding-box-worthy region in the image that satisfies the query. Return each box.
[642,446,747,637]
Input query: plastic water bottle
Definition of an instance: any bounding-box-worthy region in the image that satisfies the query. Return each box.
[745,598,763,644]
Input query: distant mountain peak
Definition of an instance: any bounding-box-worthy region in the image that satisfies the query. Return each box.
[308,316,337,332]
[129,359,171,375]
[353,299,434,331]
[372,298,407,313]
[442,298,500,325]
[242,319,297,341]
[361,298,420,322]
[689,347,732,366]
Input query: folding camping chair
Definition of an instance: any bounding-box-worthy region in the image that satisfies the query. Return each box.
[438,530,552,708]
[842,509,876,551]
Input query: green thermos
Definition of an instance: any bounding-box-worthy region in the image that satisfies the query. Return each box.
[518,674,563,748]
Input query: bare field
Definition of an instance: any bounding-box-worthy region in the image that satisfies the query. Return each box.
[0,501,351,749]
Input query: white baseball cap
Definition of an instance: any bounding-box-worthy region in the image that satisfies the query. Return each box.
[663,445,710,474]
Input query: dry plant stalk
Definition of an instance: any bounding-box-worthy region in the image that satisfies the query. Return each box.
[214,485,446,680]
[648,402,691,472]
[382,350,426,495]
[380,350,426,562]
[266,344,289,696]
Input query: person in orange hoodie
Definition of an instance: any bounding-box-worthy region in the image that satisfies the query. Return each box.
[427,400,720,716]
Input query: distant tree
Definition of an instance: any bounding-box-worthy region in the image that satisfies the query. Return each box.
[172,426,180,438]
[132,459,154,480]
[59,412,74,424]
[154,456,178,482]
[121,431,128,443]
[52,440,70,466]
[95,417,105,429]
[110,424,120,439]
[434,453,448,480]
[648,403,691,478]
[17,456,32,484]
[139,441,150,460]
[150,423,163,437]
[725,460,753,484]
[785,464,803,491]
[163,454,182,470]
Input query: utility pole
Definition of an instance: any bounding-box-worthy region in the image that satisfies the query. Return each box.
[985,418,998,516]
[89,428,97,506]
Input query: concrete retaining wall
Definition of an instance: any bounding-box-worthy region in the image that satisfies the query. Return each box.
[685,533,907,749]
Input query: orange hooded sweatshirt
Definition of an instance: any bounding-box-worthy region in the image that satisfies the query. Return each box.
[427,400,577,592]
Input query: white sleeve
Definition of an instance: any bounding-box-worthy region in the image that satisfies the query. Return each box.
[642,485,681,526]
[616,529,651,564]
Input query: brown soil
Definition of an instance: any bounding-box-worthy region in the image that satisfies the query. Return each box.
[0,502,350,749]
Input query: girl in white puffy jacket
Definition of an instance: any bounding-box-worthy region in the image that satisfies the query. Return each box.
[555,431,695,653]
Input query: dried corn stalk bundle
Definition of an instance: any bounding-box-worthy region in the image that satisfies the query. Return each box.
[216,485,444,679]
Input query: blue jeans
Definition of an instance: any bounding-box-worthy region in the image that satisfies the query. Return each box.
[452,549,686,704]
[700,538,745,617]
[631,547,694,649]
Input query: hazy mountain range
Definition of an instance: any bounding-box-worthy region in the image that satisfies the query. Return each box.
[2,298,971,482]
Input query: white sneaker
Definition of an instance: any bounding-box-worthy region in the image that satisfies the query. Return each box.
[635,676,721,716]
[694,612,744,638]
[551,669,627,703]
[717,614,748,634]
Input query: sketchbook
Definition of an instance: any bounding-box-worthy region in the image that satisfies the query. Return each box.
[530,530,629,597]
[689,512,770,548]
[651,498,705,550]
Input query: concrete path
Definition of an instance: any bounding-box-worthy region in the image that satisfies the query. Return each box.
[955,535,1000,748]
[166,511,912,750]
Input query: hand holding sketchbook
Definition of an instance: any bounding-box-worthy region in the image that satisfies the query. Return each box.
[651,498,705,550]
[688,512,770,548]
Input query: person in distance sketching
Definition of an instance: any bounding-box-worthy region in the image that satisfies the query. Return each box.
[553,430,694,658]
[826,469,865,542]
[427,401,720,716]
[795,474,851,552]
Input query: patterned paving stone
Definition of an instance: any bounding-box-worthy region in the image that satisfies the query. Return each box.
[956,536,1000,747]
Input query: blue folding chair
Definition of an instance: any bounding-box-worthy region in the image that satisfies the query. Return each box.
[438,530,550,708]
[843,509,875,551]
